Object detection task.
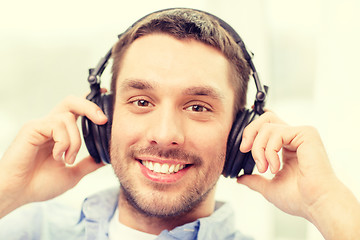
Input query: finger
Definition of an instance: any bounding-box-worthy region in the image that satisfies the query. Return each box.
[240,112,286,153]
[51,96,107,125]
[33,114,80,164]
[68,156,105,182]
[51,120,71,162]
[251,123,271,173]
[237,174,270,197]
[35,114,78,163]
[264,132,283,174]
[62,113,82,165]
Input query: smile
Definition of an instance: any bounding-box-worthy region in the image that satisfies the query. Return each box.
[141,160,187,174]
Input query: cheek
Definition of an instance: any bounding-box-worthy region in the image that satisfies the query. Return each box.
[188,122,231,162]
[188,126,229,182]
[110,110,145,173]
[111,110,145,149]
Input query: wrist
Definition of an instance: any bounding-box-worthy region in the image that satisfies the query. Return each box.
[0,177,28,219]
[306,181,360,239]
[0,191,21,219]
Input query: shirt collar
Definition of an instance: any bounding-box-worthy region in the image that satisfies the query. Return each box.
[78,187,119,224]
[78,187,240,239]
[158,201,237,240]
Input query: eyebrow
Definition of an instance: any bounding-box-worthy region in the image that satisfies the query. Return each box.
[119,78,224,100]
[182,86,224,100]
[119,78,156,91]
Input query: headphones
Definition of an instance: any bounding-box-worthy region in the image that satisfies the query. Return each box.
[81,8,268,178]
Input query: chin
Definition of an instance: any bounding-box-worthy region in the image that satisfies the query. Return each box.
[119,178,216,219]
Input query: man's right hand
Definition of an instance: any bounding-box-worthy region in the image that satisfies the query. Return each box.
[0,96,107,218]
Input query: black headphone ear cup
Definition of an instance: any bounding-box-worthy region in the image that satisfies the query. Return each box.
[81,93,113,164]
[102,94,113,142]
[82,115,101,163]
[90,95,108,163]
[223,109,249,177]
[223,109,256,178]
[81,94,104,164]
[99,93,113,163]
[243,153,255,175]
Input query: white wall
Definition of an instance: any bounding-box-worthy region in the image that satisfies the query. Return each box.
[1,0,359,239]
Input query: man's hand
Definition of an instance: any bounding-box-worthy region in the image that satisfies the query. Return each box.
[237,112,360,239]
[0,96,107,218]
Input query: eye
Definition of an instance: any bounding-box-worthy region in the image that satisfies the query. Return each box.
[133,99,151,107]
[185,104,211,112]
[128,98,154,108]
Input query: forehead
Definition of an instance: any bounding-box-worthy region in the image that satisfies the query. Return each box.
[116,34,234,98]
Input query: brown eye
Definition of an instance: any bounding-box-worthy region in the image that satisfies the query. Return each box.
[129,99,154,108]
[185,104,210,112]
[192,105,205,112]
[136,100,150,107]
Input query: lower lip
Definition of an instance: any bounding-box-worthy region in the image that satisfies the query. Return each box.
[138,161,190,183]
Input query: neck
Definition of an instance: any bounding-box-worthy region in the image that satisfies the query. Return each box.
[117,187,216,235]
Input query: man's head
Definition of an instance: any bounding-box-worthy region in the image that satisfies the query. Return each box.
[109,8,251,222]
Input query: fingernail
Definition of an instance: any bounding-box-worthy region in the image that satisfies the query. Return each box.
[97,110,107,121]
[55,152,64,161]
[254,159,262,171]
[240,137,247,151]
[66,153,77,165]
[269,164,276,174]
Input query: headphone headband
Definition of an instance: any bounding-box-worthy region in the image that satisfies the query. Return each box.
[87,8,267,114]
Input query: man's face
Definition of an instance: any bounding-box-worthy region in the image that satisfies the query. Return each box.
[110,34,235,218]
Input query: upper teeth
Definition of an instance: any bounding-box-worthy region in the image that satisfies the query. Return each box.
[141,160,186,174]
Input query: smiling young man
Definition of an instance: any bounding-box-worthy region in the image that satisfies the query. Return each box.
[110,33,235,234]
[0,8,359,240]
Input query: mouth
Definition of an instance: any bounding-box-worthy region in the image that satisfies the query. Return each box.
[137,158,192,183]
[140,160,189,174]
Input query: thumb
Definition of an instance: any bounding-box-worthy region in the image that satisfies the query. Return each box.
[68,156,105,182]
[237,174,270,196]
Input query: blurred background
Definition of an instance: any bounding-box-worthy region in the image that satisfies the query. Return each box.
[1,0,359,239]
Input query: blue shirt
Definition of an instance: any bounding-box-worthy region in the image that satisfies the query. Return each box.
[0,188,253,240]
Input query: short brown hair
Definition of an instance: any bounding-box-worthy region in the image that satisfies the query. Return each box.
[110,8,250,113]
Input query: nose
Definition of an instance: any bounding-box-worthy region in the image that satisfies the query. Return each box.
[146,105,185,147]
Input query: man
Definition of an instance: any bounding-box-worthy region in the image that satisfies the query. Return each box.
[0,8,359,240]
